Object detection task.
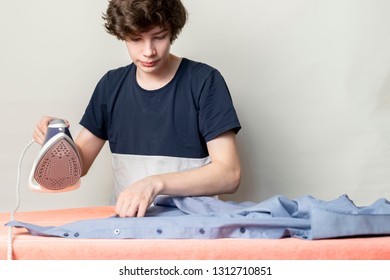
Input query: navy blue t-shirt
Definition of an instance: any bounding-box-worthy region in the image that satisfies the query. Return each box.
[80,58,241,158]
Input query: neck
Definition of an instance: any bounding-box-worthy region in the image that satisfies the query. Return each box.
[136,54,181,90]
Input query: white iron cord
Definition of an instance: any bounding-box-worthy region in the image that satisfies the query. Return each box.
[7,140,36,260]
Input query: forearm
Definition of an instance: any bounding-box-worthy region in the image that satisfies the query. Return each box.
[153,160,241,197]
[75,128,106,176]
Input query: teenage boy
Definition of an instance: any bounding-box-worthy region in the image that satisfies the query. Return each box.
[34,0,241,217]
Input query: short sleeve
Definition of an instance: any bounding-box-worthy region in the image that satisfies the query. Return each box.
[198,70,241,142]
[79,73,109,140]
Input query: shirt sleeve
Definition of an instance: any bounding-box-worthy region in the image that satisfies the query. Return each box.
[79,73,109,140]
[198,69,241,142]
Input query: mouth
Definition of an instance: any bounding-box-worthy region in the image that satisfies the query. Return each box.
[141,60,158,67]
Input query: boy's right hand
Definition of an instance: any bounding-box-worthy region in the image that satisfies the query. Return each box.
[33,116,70,145]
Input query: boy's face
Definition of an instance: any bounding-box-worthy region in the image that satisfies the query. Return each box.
[125,26,172,76]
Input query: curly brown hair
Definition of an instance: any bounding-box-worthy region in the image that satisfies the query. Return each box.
[103,0,188,42]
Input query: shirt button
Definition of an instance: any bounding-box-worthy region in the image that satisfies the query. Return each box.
[199,228,205,235]
[74,232,79,237]
[63,233,69,237]
[240,227,246,233]
[114,229,120,235]
[156,228,163,235]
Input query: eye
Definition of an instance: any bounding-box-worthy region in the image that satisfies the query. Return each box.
[129,37,141,42]
[154,33,168,40]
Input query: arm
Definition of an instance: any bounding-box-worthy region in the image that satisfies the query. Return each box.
[75,127,106,176]
[115,130,241,217]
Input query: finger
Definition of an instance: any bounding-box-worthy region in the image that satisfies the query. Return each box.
[136,200,149,218]
[116,194,137,218]
[35,116,53,138]
[125,199,140,218]
[33,126,46,145]
[63,119,70,128]
[38,116,54,132]
[115,196,125,217]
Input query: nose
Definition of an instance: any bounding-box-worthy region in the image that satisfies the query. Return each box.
[143,40,156,57]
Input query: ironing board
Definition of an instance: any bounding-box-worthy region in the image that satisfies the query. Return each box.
[1,206,390,260]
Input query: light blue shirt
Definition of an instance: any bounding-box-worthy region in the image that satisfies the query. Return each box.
[6,195,390,240]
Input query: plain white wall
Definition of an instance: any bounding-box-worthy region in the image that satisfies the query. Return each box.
[1,0,389,212]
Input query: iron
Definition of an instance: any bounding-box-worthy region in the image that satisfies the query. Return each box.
[28,119,82,192]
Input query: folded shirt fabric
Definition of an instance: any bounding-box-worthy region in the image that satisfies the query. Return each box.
[6,194,390,240]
